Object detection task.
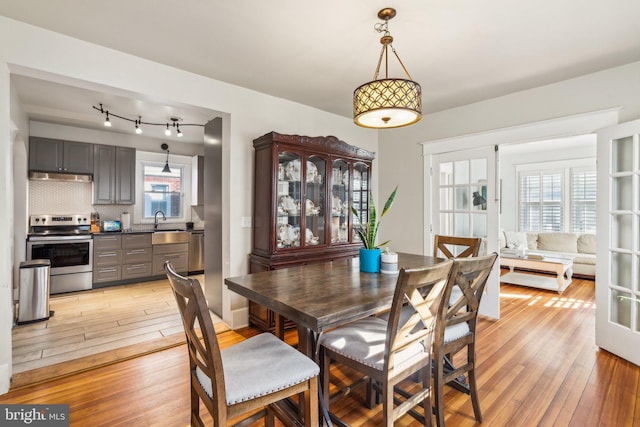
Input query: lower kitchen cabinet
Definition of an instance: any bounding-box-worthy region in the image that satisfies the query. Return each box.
[93,233,152,286]
[152,243,189,276]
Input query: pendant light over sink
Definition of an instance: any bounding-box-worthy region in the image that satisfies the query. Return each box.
[353,8,422,129]
[161,143,171,174]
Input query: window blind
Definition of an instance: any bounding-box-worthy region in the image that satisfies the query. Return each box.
[571,170,596,233]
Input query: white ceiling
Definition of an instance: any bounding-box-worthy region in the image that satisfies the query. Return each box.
[3,0,640,142]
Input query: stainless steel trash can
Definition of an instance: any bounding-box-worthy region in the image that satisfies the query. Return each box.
[17,260,51,324]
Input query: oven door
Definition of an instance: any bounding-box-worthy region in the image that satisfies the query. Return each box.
[27,236,93,275]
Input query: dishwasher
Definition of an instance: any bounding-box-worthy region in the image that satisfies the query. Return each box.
[189,231,204,273]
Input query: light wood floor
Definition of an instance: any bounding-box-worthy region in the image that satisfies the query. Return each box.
[11,275,224,376]
[2,277,639,426]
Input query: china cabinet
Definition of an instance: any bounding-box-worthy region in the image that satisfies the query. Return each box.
[250,131,375,332]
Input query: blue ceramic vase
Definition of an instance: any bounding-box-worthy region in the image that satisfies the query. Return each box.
[359,248,381,273]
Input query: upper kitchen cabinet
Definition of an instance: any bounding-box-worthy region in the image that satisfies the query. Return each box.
[29,137,94,174]
[93,144,136,204]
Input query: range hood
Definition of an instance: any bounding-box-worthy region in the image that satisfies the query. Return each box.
[29,171,92,182]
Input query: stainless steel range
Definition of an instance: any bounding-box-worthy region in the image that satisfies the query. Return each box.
[27,214,93,294]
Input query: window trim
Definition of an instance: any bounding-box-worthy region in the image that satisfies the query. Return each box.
[134,151,193,225]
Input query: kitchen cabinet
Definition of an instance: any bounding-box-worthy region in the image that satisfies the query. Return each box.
[152,243,189,276]
[93,233,152,285]
[191,155,204,206]
[249,131,375,332]
[93,144,136,204]
[29,137,94,174]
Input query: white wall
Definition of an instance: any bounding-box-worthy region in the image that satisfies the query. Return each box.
[0,16,378,394]
[378,61,640,255]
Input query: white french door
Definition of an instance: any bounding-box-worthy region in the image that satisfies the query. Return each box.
[431,146,500,319]
[596,119,640,366]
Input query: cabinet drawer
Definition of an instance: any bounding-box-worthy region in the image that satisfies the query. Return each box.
[94,250,122,267]
[153,252,189,276]
[122,234,151,249]
[94,235,121,251]
[153,243,189,255]
[123,248,152,264]
[93,265,122,283]
[122,262,152,280]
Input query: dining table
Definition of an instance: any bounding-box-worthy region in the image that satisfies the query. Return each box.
[224,251,443,363]
[225,252,444,426]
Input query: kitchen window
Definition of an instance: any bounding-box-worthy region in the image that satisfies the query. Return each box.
[134,151,193,225]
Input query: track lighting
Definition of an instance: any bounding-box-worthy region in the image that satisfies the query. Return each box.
[93,104,204,137]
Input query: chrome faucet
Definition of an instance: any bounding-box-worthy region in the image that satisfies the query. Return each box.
[154,210,166,230]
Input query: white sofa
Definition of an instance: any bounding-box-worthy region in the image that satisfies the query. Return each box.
[499,231,596,278]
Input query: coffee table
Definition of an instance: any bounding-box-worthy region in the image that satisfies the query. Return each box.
[500,252,574,293]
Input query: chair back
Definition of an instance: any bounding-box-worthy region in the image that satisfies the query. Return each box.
[434,253,497,345]
[164,261,226,420]
[433,234,482,259]
[384,260,454,375]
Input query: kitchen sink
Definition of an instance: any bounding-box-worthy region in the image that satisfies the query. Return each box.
[152,230,190,245]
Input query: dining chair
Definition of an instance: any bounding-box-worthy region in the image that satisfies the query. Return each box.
[433,235,482,259]
[432,253,497,427]
[164,261,319,427]
[319,260,454,427]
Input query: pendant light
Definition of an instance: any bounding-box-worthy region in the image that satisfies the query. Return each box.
[161,143,171,173]
[353,8,422,129]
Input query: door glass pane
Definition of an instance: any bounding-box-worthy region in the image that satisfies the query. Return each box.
[277,152,301,248]
[440,188,453,210]
[331,160,349,243]
[306,156,325,246]
[470,159,487,183]
[440,213,453,235]
[472,185,487,211]
[454,213,470,236]
[611,289,632,328]
[454,160,469,185]
[472,213,487,239]
[612,176,633,211]
[612,136,633,173]
[611,252,632,289]
[440,163,453,185]
[611,214,633,250]
[455,187,469,210]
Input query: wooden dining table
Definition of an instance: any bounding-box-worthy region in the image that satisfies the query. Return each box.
[224,252,443,358]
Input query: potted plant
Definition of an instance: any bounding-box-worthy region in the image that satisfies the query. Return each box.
[351,186,398,272]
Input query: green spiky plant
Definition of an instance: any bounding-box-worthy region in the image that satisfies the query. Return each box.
[351,186,398,249]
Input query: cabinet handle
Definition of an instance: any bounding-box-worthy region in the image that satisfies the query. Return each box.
[100,267,118,273]
[101,237,118,241]
[127,264,147,270]
[99,252,117,257]
[127,249,146,254]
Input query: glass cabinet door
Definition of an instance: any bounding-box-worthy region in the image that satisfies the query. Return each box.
[277,152,302,248]
[331,160,350,243]
[351,162,370,243]
[305,155,326,246]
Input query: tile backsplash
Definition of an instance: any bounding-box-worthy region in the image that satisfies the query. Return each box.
[29,180,205,229]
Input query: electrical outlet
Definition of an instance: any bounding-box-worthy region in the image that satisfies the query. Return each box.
[241,216,252,228]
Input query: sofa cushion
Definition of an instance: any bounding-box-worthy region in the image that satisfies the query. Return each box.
[573,255,596,265]
[499,230,506,248]
[504,231,528,249]
[526,233,538,250]
[537,232,578,253]
[577,234,596,254]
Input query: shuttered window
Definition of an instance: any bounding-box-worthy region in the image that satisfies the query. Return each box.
[571,169,596,233]
[519,171,563,231]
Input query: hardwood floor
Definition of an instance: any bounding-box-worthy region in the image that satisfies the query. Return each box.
[2,277,639,426]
